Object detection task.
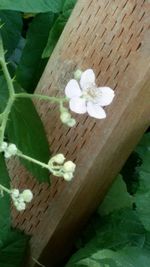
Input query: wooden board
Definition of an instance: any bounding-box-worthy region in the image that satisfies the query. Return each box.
[10,0,150,266]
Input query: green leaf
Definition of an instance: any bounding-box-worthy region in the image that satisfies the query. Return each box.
[0,154,11,229]
[0,11,23,58]
[0,75,50,182]
[121,152,141,195]
[0,228,29,267]
[9,37,26,75]
[134,133,150,231]
[66,209,147,266]
[62,0,77,12]
[7,94,50,183]
[16,12,55,93]
[42,0,77,58]
[66,247,150,267]
[0,0,63,13]
[90,247,150,267]
[135,133,150,173]
[98,175,133,216]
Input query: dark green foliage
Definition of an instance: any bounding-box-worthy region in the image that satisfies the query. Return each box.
[65,133,150,267]
[7,92,50,183]
[0,0,63,13]
[42,0,77,58]
[16,13,56,92]
[0,11,23,58]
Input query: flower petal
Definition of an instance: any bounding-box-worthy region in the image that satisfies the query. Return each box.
[87,102,106,119]
[69,97,87,114]
[80,69,96,90]
[65,79,82,98]
[97,87,115,106]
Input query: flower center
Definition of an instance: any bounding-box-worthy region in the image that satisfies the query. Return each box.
[83,84,102,103]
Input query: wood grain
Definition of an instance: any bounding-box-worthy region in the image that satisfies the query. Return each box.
[9,0,150,266]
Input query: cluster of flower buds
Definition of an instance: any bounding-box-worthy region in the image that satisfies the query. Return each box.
[60,106,76,127]
[11,189,33,211]
[48,153,76,181]
[0,142,17,158]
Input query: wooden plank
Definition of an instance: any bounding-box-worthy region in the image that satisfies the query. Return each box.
[10,0,150,266]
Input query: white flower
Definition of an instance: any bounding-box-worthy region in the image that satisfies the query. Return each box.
[65,69,115,119]
[21,189,33,203]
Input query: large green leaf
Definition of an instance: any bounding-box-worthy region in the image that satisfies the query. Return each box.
[98,175,133,216]
[7,95,50,183]
[121,152,141,195]
[9,37,26,75]
[67,209,147,266]
[0,73,50,182]
[0,228,29,267]
[0,154,11,229]
[0,0,63,13]
[0,11,22,58]
[77,247,150,267]
[16,12,55,93]
[42,0,77,58]
[134,133,150,231]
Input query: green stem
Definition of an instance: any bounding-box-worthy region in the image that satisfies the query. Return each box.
[0,59,15,97]
[0,56,15,145]
[15,92,68,104]
[17,151,50,171]
[0,184,11,194]
[0,96,14,145]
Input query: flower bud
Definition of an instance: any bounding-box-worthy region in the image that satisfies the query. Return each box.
[63,161,76,173]
[21,189,33,203]
[67,118,76,127]
[60,112,71,124]
[0,141,7,152]
[4,151,12,158]
[51,153,66,164]
[16,202,26,211]
[7,144,17,155]
[11,189,20,198]
[74,69,83,80]
[63,172,73,181]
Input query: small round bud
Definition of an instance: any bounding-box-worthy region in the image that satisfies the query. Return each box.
[13,200,19,207]
[63,172,73,181]
[16,202,26,211]
[7,144,17,155]
[0,142,7,152]
[18,196,25,203]
[67,118,76,127]
[63,161,76,173]
[60,112,71,124]
[11,189,20,198]
[21,189,33,203]
[74,69,83,80]
[51,154,66,164]
[4,151,12,158]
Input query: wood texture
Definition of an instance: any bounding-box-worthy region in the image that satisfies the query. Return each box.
[10,0,150,266]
